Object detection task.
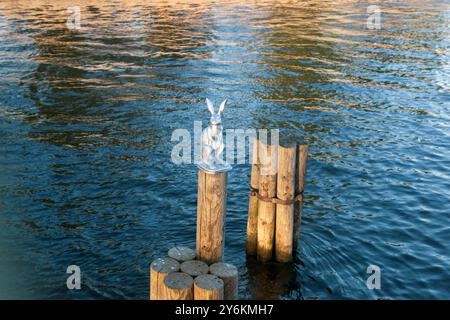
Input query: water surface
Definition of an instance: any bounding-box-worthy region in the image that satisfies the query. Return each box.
[0,0,449,299]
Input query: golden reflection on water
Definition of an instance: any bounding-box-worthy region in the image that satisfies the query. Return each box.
[1,0,448,61]
[0,0,448,138]
[1,0,448,139]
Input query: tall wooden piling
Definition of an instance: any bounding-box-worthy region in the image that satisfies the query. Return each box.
[293,144,308,253]
[256,140,278,262]
[194,274,224,300]
[209,262,238,300]
[246,137,259,256]
[150,257,180,300]
[275,143,297,263]
[196,170,227,264]
[163,272,194,300]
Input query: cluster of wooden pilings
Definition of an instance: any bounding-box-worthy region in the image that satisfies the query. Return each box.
[150,167,238,300]
[150,246,238,300]
[150,137,307,300]
[246,138,308,263]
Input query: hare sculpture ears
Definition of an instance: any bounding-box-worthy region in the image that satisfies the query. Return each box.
[206,98,227,115]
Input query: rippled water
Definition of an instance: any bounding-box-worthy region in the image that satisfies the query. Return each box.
[0,0,449,299]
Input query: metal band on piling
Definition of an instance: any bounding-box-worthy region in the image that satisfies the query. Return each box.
[250,187,303,206]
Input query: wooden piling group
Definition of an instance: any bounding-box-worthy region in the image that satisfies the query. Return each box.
[246,138,308,263]
[149,133,308,301]
[150,246,238,300]
[151,135,306,299]
[150,159,239,300]
[149,136,306,300]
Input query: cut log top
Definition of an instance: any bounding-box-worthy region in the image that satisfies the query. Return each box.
[194,274,224,291]
[168,246,196,262]
[180,260,209,277]
[150,257,180,274]
[164,272,194,289]
[209,262,238,279]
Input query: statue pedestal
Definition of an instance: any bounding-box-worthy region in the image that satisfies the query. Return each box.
[197,162,232,174]
[196,169,229,264]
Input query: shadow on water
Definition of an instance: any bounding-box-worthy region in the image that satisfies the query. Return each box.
[245,256,298,300]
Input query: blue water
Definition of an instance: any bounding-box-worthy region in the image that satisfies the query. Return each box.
[0,0,449,299]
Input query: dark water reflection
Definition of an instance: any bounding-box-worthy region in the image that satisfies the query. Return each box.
[0,0,449,299]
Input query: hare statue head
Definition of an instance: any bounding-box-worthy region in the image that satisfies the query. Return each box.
[206,98,227,126]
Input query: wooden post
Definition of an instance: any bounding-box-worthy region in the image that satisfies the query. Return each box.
[256,140,278,262]
[275,143,297,262]
[246,137,259,256]
[196,170,227,264]
[293,144,308,253]
[194,274,224,300]
[168,246,195,262]
[150,257,180,300]
[180,260,209,277]
[163,272,194,300]
[209,262,238,300]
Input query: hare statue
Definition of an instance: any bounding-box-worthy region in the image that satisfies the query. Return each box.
[198,98,232,173]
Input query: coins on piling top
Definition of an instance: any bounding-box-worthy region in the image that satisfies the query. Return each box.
[150,257,180,273]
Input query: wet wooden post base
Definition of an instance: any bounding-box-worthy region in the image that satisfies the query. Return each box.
[194,274,224,300]
[196,170,227,264]
[256,140,278,262]
[246,137,259,256]
[293,144,308,253]
[209,262,238,300]
[163,272,194,300]
[275,143,297,263]
[150,257,180,300]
